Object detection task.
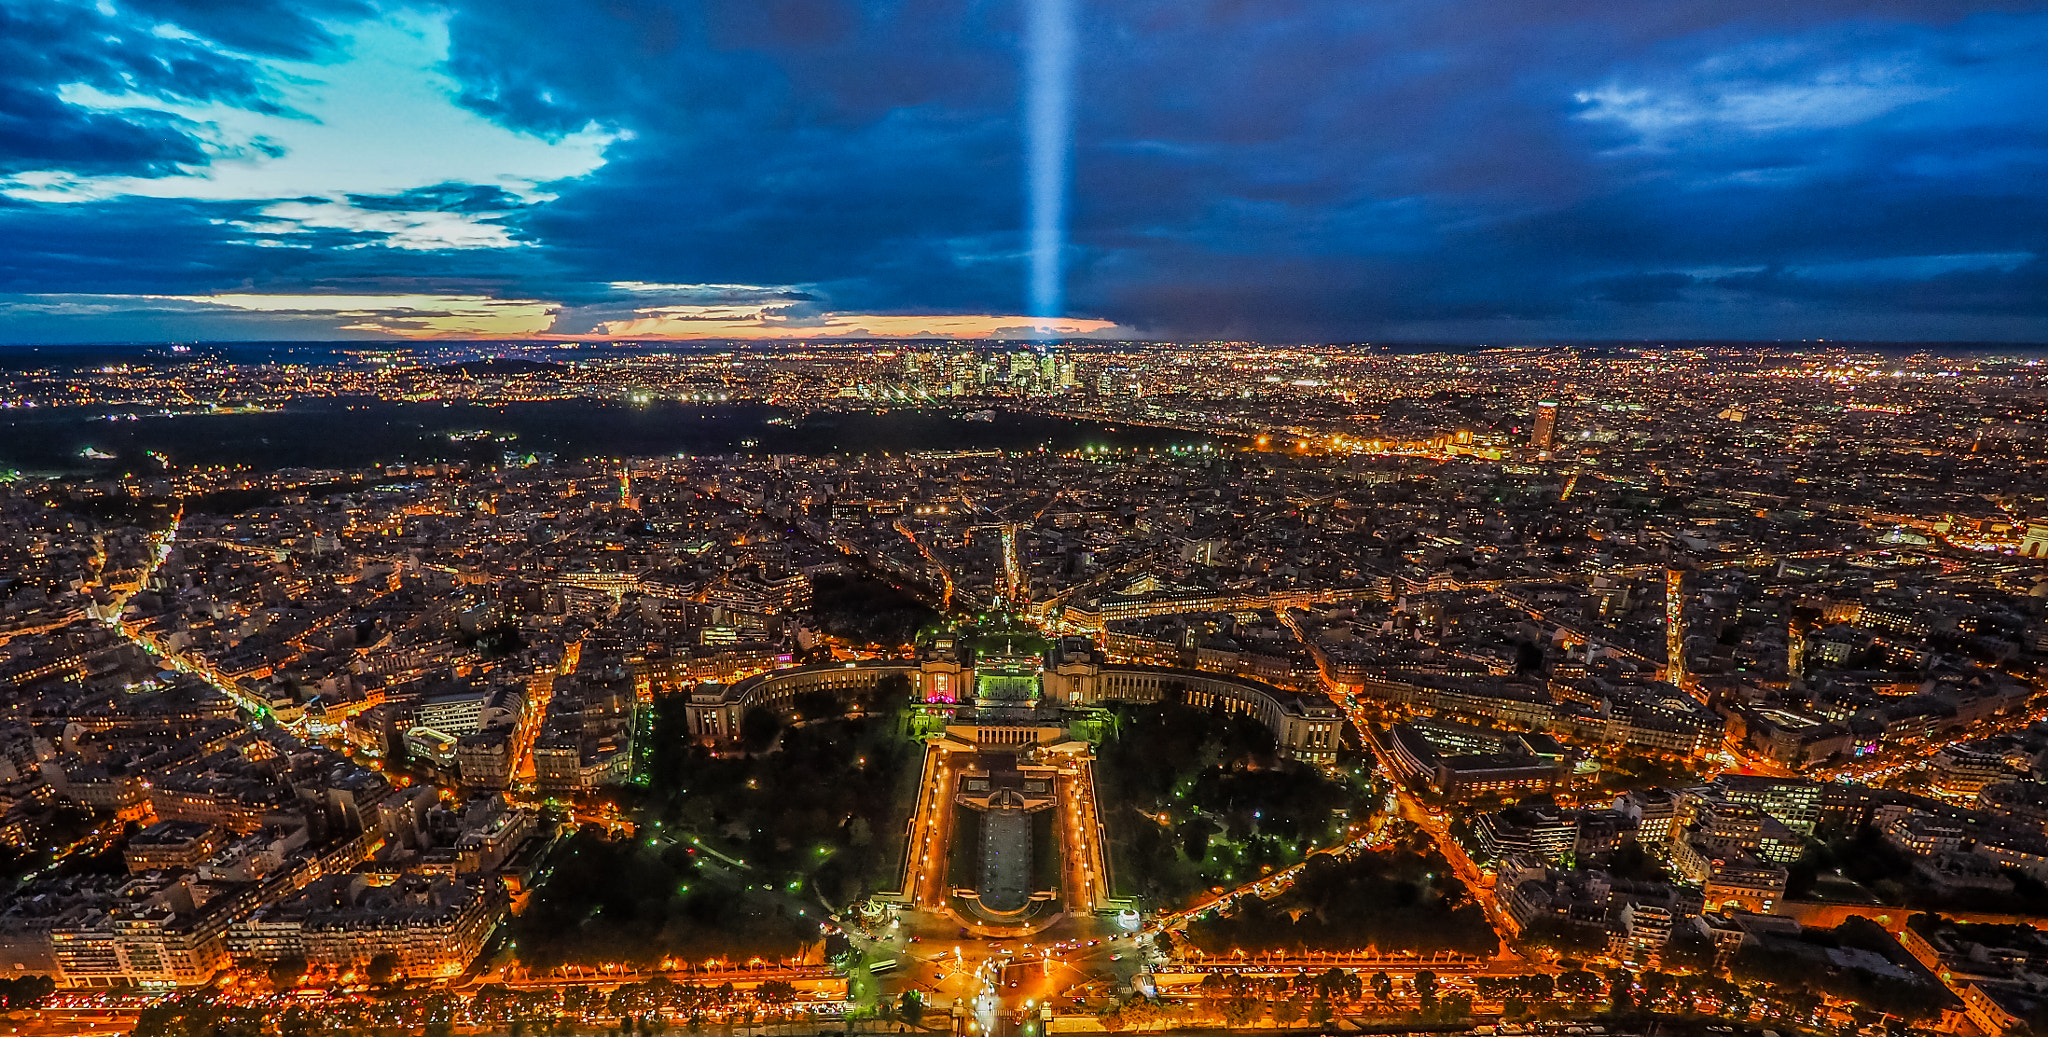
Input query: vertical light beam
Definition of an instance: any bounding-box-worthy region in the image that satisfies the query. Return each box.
[1025,0,1075,330]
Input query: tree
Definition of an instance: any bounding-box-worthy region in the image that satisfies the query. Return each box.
[1314,967,1359,1004]
[1520,916,1609,957]
[1664,926,1719,973]
[267,956,308,990]
[279,1006,316,1037]
[367,951,400,986]
[1606,968,1636,1013]
[1225,992,1262,1027]
[1442,992,1474,1020]
[1311,997,1335,1025]
[1557,968,1602,1003]
[1413,969,1439,1008]
[1371,971,1393,1002]
[1640,970,1671,1008]
[1274,995,1304,1027]
[740,708,783,752]
[870,673,914,713]
[0,976,54,1010]
[899,990,925,1026]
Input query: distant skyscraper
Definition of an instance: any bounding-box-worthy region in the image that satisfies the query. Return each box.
[904,351,931,390]
[1532,401,1559,450]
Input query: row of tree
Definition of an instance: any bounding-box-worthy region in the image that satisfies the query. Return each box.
[131,978,832,1037]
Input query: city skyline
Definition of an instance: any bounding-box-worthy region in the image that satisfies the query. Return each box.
[0,340,2045,1033]
[0,1,2044,344]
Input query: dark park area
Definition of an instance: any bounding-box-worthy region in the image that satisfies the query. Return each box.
[511,693,917,967]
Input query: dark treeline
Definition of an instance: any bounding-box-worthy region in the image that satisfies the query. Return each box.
[1183,842,1500,957]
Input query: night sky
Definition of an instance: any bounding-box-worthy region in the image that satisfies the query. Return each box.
[0,0,2044,343]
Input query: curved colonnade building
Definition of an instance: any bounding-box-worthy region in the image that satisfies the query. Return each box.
[678,633,1344,933]
[680,635,1343,763]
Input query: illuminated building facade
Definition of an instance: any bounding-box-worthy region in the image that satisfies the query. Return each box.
[1532,400,1559,449]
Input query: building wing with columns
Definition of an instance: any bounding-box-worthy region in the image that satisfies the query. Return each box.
[681,634,1343,762]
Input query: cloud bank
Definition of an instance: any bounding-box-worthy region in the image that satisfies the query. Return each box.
[0,0,2042,343]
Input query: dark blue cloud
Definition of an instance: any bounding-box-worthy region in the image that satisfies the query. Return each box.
[0,0,378,180]
[426,0,2048,338]
[0,1,289,176]
[345,183,531,215]
[1,0,2046,341]
[116,0,373,62]
[0,194,555,298]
